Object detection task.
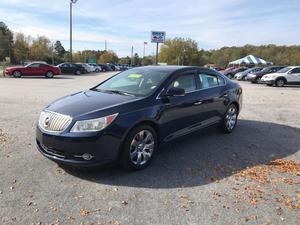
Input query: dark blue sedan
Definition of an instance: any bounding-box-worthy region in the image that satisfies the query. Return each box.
[36,66,243,170]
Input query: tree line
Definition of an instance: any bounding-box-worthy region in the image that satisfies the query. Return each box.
[1,21,300,67]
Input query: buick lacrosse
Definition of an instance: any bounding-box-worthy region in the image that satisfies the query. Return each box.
[36,66,242,170]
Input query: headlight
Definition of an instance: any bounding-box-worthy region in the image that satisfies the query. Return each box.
[70,113,118,132]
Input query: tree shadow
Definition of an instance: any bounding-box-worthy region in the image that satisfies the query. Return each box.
[19,76,74,79]
[63,120,300,189]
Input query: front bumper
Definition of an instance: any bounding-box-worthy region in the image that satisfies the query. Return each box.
[261,79,275,85]
[36,126,122,167]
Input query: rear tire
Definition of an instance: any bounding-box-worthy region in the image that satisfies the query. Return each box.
[13,70,22,78]
[275,78,285,87]
[227,74,233,79]
[220,104,238,134]
[120,125,158,171]
[75,70,81,75]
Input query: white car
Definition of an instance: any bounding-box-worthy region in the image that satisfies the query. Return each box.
[261,66,300,87]
[88,63,102,73]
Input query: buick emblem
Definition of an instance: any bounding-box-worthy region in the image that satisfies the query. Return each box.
[44,116,51,128]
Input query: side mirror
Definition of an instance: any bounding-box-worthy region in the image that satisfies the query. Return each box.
[161,87,185,97]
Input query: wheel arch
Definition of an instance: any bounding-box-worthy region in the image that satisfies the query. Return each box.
[117,119,161,158]
[275,76,287,83]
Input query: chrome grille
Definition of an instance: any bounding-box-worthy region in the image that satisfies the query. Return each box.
[39,111,72,132]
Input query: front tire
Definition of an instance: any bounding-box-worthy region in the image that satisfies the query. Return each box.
[120,125,158,171]
[220,104,238,134]
[13,70,22,78]
[75,70,81,75]
[275,78,285,87]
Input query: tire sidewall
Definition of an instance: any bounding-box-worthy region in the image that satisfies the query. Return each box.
[13,70,22,78]
[275,78,285,87]
[120,125,158,170]
[220,104,238,134]
[45,71,54,78]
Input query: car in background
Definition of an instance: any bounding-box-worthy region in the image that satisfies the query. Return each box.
[88,63,102,72]
[261,66,300,87]
[58,63,86,75]
[36,66,242,170]
[219,67,236,74]
[234,67,263,80]
[107,64,116,71]
[98,64,112,72]
[76,63,92,73]
[5,62,60,78]
[223,67,248,79]
[247,66,286,83]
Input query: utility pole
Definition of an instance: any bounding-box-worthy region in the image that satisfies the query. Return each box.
[105,40,107,51]
[70,0,78,63]
[155,42,159,65]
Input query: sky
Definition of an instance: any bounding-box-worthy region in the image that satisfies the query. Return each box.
[0,0,300,57]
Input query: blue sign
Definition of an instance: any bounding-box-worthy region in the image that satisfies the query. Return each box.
[151,31,166,43]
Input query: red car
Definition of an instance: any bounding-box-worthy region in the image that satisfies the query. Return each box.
[5,63,61,78]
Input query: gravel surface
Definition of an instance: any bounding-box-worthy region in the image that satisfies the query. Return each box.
[0,74,299,225]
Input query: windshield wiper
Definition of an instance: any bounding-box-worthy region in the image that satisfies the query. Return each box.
[103,89,135,96]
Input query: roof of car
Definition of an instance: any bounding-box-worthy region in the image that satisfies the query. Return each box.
[136,65,207,73]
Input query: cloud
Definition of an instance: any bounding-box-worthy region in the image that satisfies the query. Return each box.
[1,0,300,56]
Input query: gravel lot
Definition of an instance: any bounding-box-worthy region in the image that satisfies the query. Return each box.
[0,73,299,225]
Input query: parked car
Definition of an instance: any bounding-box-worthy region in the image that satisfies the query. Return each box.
[58,63,86,75]
[88,63,102,72]
[36,66,242,170]
[223,67,248,79]
[247,66,286,83]
[107,64,116,71]
[5,62,60,78]
[76,63,91,73]
[98,64,112,72]
[261,66,300,87]
[219,67,236,75]
[234,67,263,80]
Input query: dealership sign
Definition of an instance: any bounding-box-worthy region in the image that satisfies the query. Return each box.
[151,31,166,43]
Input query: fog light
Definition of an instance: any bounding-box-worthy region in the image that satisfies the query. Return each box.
[82,153,94,161]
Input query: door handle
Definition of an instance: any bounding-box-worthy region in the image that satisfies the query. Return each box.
[194,101,203,105]
[222,93,229,98]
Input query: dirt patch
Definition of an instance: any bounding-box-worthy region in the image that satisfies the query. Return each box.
[0,128,8,147]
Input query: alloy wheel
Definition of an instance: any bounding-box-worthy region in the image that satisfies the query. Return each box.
[226,106,237,131]
[276,79,285,87]
[129,130,155,166]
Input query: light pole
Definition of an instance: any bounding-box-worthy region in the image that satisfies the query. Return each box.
[70,0,78,63]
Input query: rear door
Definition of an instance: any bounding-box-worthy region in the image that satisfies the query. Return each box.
[195,69,228,126]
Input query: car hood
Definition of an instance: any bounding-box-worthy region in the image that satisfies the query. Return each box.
[44,90,140,118]
[262,73,281,78]
[6,66,24,70]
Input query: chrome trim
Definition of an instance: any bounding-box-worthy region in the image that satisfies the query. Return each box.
[38,110,72,134]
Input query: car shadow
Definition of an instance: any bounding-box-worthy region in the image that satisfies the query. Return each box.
[62,120,300,189]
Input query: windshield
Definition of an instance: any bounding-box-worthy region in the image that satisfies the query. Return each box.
[277,67,291,73]
[93,68,171,97]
